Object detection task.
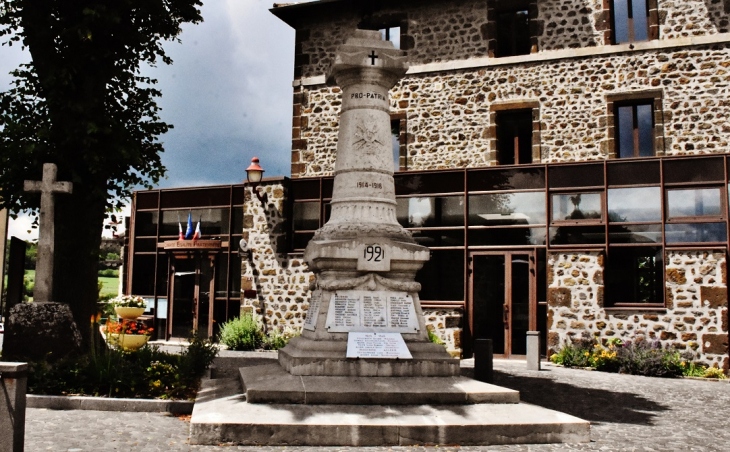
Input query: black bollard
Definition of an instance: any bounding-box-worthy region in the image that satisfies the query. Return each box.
[473,338,493,383]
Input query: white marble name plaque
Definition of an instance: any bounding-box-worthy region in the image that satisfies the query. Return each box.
[346,332,413,359]
[302,291,322,331]
[325,291,419,333]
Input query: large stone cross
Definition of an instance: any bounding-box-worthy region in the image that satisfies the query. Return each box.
[23,163,72,302]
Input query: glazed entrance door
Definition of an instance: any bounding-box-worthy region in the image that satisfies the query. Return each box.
[470,251,535,357]
[168,255,215,339]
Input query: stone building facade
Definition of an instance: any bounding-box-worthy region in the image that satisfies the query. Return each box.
[126,0,730,370]
[271,0,730,370]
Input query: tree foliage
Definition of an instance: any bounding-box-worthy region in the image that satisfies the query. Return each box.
[0,1,202,348]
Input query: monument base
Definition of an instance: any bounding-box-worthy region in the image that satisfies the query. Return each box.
[3,302,82,361]
[189,374,591,446]
[278,336,460,376]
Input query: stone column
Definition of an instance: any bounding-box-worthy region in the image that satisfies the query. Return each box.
[526,331,541,371]
[278,30,458,377]
[0,362,27,452]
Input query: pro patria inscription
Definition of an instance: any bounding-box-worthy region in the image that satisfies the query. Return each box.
[325,290,419,333]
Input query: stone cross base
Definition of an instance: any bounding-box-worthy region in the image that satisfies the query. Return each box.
[3,302,82,361]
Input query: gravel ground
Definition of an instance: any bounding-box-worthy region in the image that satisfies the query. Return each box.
[24,359,730,452]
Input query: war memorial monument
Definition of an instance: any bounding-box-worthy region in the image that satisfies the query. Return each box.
[189,30,589,447]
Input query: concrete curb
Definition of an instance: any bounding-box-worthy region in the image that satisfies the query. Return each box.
[27,394,194,414]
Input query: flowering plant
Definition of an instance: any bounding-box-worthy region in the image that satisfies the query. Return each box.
[104,320,154,336]
[107,295,147,308]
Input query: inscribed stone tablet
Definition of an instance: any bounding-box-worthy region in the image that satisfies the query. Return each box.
[346,332,413,359]
[361,293,387,328]
[327,292,360,330]
[302,291,322,331]
[388,294,419,331]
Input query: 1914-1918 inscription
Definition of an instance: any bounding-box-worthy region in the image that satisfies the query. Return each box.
[325,290,419,333]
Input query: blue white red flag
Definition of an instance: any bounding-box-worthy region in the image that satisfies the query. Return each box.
[193,218,201,241]
[178,220,184,240]
[185,212,194,240]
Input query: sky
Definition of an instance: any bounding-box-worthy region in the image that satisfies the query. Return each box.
[1,0,297,240]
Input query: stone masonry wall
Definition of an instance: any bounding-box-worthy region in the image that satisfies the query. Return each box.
[547,250,728,371]
[241,181,464,356]
[294,0,729,79]
[294,44,730,177]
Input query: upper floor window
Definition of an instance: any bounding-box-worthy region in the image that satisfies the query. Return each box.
[391,113,407,171]
[487,0,537,58]
[496,109,534,165]
[615,101,654,158]
[380,26,401,49]
[612,0,657,44]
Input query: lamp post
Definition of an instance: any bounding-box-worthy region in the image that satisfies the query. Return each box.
[245,157,267,204]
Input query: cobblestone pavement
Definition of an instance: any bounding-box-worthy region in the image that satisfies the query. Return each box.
[25,359,730,451]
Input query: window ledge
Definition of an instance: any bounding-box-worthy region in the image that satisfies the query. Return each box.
[603,306,666,312]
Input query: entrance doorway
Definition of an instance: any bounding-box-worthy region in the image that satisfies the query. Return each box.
[168,255,215,340]
[470,251,535,358]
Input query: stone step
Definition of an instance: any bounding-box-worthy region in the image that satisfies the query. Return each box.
[190,377,590,447]
[241,363,518,405]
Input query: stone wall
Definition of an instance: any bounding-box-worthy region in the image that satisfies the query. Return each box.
[241,181,464,356]
[294,44,730,177]
[547,250,728,370]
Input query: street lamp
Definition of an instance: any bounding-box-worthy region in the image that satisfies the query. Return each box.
[245,157,267,204]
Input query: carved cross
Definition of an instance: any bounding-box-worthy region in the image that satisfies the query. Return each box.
[368,50,378,65]
[24,163,73,302]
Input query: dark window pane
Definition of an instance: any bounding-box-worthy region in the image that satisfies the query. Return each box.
[395,171,464,195]
[632,0,648,41]
[468,227,546,246]
[160,209,230,237]
[216,255,228,299]
[468,167,545,191]
[548,164,604,188]
[637,104,653,156]
[134,211,158,237]
[132,255,156,296]
[417,250,464,301]
[496,9,530,57]
[608,224,662,243]
[496,109,533,165]
[552,193,602,222]
[156,254,168,295]
[607,160,660,185]
[613,0,630,43]
[292,232,314,250]
[469,192,546,225]
[232,208,243,234]
[322,178,334,198]
[667,188,722,218]
[549,226,605,245]
[291,179,320,200]
[230,256,241,297]
[664,157,724,184]
[396,196,464,227]
[608,187,661,222]
[617,105,634,158]
[160,188,230,209]
[293,201,320,230]
[232,187,245,205]
[133,238,158,252]
[410,230,465,247]
[136,192,159,210]
[665,223,727,244]
[606,246,663,305]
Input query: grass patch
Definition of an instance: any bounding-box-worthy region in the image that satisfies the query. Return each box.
[98,276,119,297]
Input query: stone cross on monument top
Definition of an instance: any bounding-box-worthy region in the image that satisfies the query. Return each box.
[23,163,72,303]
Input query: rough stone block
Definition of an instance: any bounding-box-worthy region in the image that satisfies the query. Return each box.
[3,302,81,362]
[701,286,727,308]
[702,333,729,355]
[548,287,571,307]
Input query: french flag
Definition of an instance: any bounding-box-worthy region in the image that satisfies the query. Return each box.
[178,221,184,240]
[192,217,201,241]
[184,212,194,240]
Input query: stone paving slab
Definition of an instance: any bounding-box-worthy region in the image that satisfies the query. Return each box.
[27,394,194,414]
[240,362,519,404]
[24,359,730,451]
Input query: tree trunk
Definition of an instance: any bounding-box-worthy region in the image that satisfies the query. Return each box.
[53,182,106,352]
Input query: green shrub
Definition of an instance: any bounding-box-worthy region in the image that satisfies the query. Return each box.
[218,313,264,350]
[98,268,119,277]
[26,338,218,400]
[702,367,727,379]
[616,339,685,378]
[550,334,593,368]
[262,326,300,350]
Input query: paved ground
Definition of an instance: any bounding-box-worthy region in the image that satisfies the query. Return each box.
[25,359,730,451]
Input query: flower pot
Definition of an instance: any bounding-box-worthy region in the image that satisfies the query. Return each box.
[115,306,145,320]
[106,333,150,351]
